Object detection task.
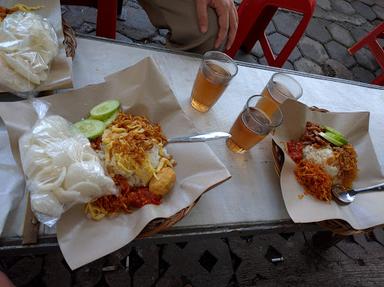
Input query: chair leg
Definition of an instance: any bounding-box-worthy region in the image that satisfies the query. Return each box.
[372,73,384,85]
[242,6,277,54]
[96,0,117,39]
[273,14,312,67]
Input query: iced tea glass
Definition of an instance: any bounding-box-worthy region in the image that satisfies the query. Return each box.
[190,51,238,112]
[259,73,303,116]
[226,95,283,153]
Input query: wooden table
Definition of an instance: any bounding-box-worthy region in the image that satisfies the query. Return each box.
[1,36,384,253]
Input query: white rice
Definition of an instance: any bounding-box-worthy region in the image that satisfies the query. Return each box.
[303,145,339,179]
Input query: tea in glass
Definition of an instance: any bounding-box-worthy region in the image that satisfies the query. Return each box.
[227,95,283,153]
[259,73,303,116]
[191,51,238,112]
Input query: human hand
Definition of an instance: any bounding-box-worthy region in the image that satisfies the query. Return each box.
[195,0,238,50]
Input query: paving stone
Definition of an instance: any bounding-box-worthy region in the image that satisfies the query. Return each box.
[314,8,367,25]
[82,6,97,24]
[351,26,369,42]
[105,269,132,287]
[326,40,356,68]
[265,21,276,35]
[73,258,105,287]
[7,257,43,286]
[354,48,380,71]
[63,6,87,29]
[317,0,332,10]
[158,29,169,37]
[273,11,302,37]
[250,41,263,58]
[322,59,353,79]
[42,253,71,287]
[298,36,329,64]
[151,34,167,45]
[78,22,96,34]
[282,61,294,70]
[352,1,377,21]
[328,23,355,47]
[352,66,376,83]
[161,239,233,287]
[258,57,268,65]
[235,50,258,63]
[117,3,157,41]
[268,33,302,61]
[116,32,134,43]
[372,5,384,20]
[331,0,356,15]
[133,245,159,287]
[375,0,384,7]
[294,58,324,75]
[305,18,332,43]
[360,0,375,5]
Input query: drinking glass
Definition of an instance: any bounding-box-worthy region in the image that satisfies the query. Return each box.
[261,72,302,110]
[190,51,238,112]
[226,95,283,153]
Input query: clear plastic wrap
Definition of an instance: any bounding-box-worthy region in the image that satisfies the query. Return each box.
[0,11,59,93]
[19,100,117,226]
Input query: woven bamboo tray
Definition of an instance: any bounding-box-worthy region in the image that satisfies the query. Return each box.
[271,106,371,236]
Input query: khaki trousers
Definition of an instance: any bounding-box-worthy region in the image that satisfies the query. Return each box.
[138,0,219,53]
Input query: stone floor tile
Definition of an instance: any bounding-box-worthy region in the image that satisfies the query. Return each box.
[267,33,302,61]
[63,5,87,29]
[298,36,329,64]
[7,257,43,286]
[328,23,355,47]
[43,253,71,287]
[317,0,332,10]
[305,18,332,43]
[326,40,356,67]
[265,21,276,35]
[235,50,258,63]
[294,58,324,75]
[314,7,367,25]
[360,0,375,5]
[350,26,370,42]
[352,1,378,21]
[78,22,96,34]
[258,57,268,65]
[81,6,97,24]
[372,5,384,20]
[161,239,233,287]
[273,11,302,37]
[352,66,376,82]
[375,0,384,7]
[250,41,263,58]
[116,32,135,43]
[322,59,353,79]
[117,2,157,41]
[331,0,356,15]
[354,48,380,71]
[282,61,294,70]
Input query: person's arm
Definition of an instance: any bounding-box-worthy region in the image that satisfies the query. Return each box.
[0,272,15,287]
[195,0,238,50]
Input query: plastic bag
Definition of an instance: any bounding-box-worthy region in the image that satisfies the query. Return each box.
[0,11,59,93]
[19,100,117,226]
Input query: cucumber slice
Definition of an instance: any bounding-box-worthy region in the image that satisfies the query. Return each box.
[104,110,119,127]
[90,100,120,121]
[323,126,348,144]
[74,119,105,140]
[319,132,344,147]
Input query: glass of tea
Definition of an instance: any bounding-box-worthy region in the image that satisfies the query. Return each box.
[226,95,283,153]
[190,51,238,112]
[260,73,302,115]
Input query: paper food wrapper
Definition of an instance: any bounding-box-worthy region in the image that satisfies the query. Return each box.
[0,0,72,92]
[272,99,384,230]
[0,57,230,269]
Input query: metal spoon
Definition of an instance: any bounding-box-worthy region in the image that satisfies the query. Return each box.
[332,183,384,205]
[167,132,231,143]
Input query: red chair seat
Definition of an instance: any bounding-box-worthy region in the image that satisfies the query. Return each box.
[348,22,384,86]
[226,0,316,68]
[61,0,117,39]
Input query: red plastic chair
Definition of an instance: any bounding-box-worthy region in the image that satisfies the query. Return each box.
[61,0,118,39]
[348,22,384,86]
[226,0,316,68]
